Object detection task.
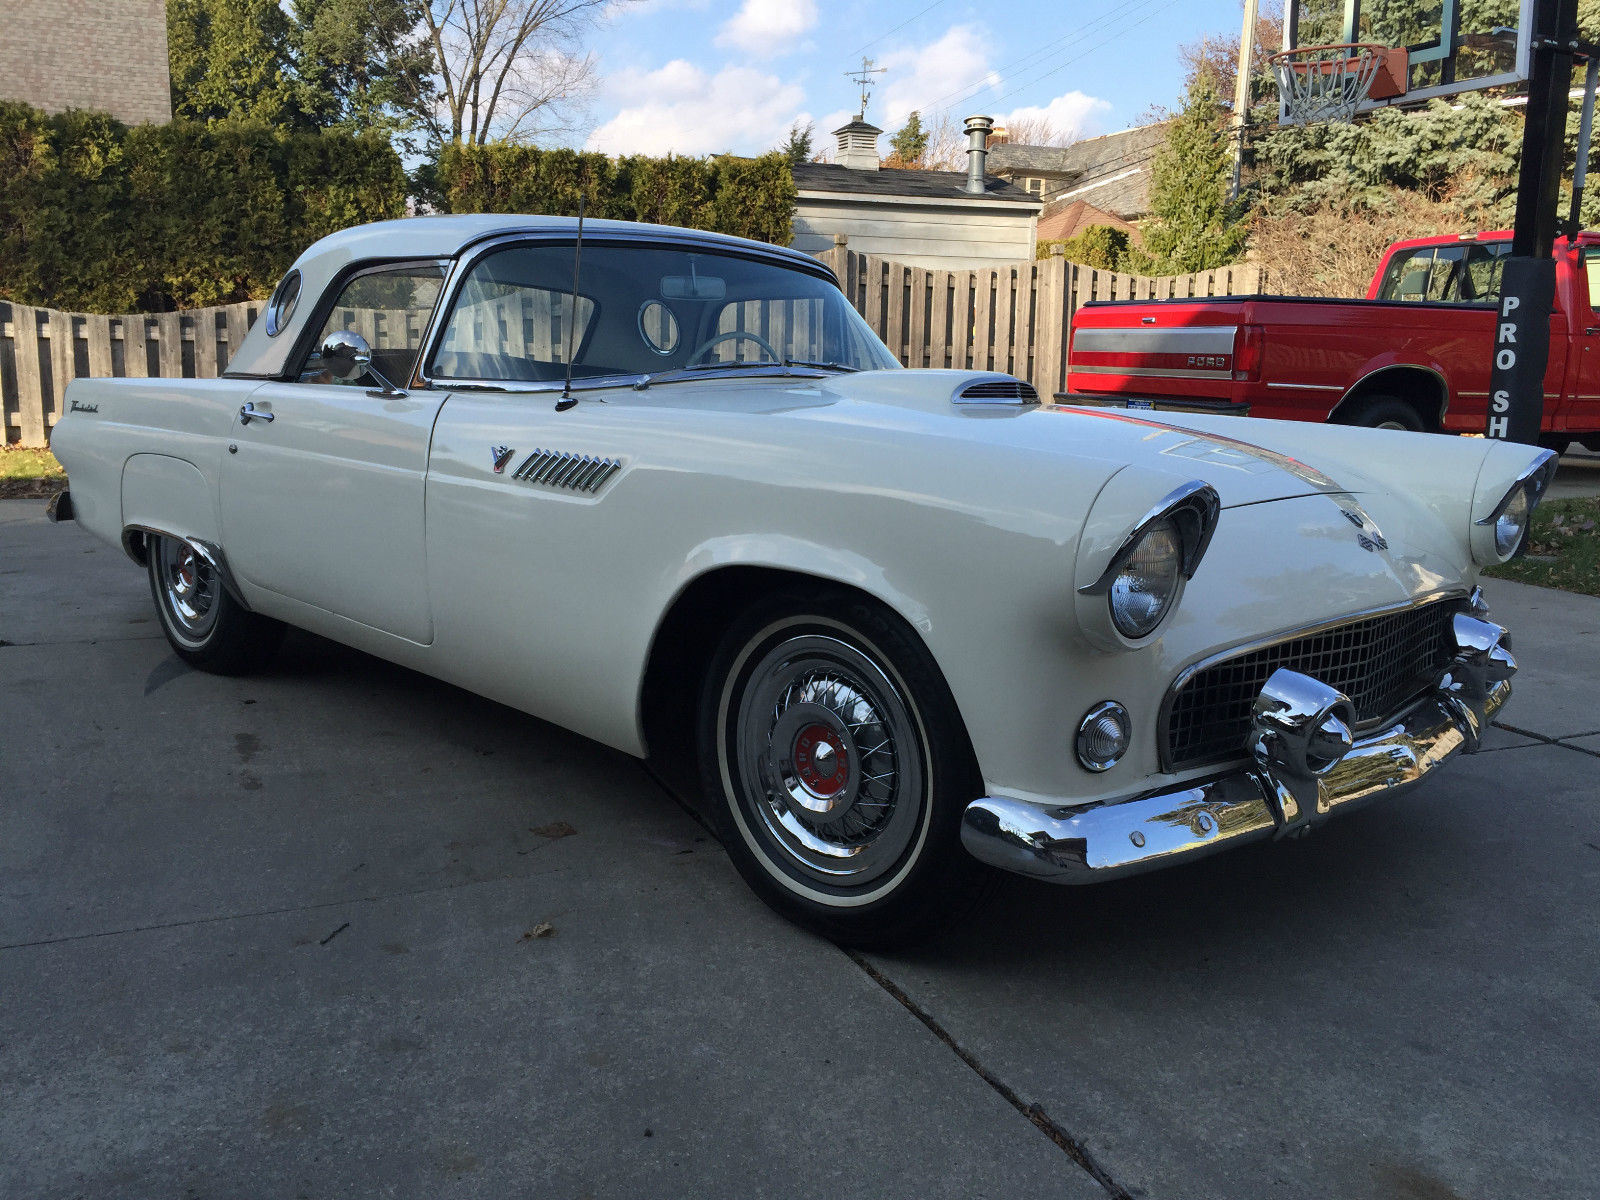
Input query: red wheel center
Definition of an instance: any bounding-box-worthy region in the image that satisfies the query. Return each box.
[793,723,848,798]
[177,553,196,588]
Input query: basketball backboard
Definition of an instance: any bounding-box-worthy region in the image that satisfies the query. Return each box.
[1282,0,1536,119]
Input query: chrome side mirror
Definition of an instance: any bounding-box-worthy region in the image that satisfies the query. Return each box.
[317,330,373,381]
[316,329,402,396]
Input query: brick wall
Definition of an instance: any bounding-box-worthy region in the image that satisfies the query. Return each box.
[0,0,171,126]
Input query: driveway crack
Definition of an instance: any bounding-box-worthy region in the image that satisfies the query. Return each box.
[847,950,1134,1199]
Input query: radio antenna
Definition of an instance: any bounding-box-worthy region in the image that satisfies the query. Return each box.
[557,193,585,412]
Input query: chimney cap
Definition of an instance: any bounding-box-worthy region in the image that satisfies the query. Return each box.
[963,114,995,132]
[832,118,883,136]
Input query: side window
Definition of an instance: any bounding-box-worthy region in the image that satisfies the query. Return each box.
[1583,247,1600,314]
[1377,243,1499,304]
[301,263,447,386]
[1460,241,1509,303]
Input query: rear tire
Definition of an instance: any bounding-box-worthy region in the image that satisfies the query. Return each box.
[1340,395,1425,432]
[147,534,284,674]
[698,590,995,948]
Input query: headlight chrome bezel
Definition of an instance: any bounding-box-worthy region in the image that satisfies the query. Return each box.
[1078,479,1222,645]
[1473,450,1558,564]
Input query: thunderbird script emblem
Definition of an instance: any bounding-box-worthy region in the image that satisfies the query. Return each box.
[491,445,515,474]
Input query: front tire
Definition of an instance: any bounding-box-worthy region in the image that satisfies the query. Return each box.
[147,534,284,674]
[699,591,994,948]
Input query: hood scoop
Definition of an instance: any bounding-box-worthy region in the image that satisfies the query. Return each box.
[953,374,1038,406]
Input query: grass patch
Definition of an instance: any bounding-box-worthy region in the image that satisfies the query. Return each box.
[0,445,66,499]
[1484,496,1600,597]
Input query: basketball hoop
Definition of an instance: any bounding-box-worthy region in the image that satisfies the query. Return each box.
[1268,42,1409,126]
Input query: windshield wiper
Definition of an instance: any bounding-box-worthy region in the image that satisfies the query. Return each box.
[633,359,852,392]
[781,359,858,373]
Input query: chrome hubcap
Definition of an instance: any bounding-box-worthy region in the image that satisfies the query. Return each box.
[156,538,218,641]
[731,633,925,885]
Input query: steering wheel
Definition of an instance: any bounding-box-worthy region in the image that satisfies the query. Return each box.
[686,329,781,366]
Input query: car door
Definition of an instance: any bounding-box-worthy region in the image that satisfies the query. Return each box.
[221,260,450,643]
[1561,242,1600,437]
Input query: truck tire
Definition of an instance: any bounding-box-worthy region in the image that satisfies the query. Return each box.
[1340,396,1425,432]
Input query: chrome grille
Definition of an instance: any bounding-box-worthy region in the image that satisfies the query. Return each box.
[954,378,1039,404]
[1164,599,1462,770]
[509,449,622,494]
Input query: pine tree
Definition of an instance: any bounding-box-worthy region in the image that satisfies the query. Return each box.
[888,111,929,166]
[780,121,814,166]
[167,0,300,124]
[1135,77,1247,273]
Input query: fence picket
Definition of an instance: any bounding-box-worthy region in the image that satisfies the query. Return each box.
[10,306,46,445]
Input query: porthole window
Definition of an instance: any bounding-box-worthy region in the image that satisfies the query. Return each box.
[265,269,302,337]
[638,299,680,356]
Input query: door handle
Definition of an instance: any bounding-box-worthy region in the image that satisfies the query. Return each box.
[239,402,274,425]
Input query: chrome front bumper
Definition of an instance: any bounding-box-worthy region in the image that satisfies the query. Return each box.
[962,613,1517,884]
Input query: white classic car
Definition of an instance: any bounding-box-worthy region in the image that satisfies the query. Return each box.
[49,215,1551,945]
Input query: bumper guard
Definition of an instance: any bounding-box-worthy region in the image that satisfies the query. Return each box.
[961,612,1516,883]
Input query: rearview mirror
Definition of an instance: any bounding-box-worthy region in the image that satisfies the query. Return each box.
[317,330,372,380]
[661,275,725,301]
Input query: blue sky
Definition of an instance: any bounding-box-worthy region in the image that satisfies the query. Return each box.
[576,0,1249,156]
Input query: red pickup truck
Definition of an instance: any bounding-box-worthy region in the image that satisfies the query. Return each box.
[1064,230,1600,449]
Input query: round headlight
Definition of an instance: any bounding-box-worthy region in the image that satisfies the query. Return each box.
[1495,484,1530,557]
[1109,519,1183,638]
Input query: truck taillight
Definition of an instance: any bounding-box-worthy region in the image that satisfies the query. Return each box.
[1233,325,1263,381]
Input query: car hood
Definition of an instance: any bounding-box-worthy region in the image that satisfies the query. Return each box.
[809,370,1365,509]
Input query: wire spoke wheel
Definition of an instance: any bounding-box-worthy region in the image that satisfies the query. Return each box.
[153,537,220,647]
[731,632,927,888]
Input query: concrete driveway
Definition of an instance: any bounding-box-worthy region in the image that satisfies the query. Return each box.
[3,498,1596,1200]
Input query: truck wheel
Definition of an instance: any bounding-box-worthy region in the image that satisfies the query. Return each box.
[147,534,284,674]
[699,591,996,948]
[1341,396,1425,432]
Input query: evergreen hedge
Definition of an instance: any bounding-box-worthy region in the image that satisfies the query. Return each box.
[0,101,407,312]
[436,143,796,246]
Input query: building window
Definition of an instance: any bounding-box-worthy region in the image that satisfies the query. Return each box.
[1025,178,1044,195]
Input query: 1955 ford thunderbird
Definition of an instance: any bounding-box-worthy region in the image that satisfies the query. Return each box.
[47,215,1554,945]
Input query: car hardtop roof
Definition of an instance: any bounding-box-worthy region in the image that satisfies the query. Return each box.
[225,214,831,380]
[297,214,821,272]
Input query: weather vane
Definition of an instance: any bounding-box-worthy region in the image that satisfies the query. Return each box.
[845,56,887,120]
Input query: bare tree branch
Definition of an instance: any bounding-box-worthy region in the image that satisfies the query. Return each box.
[421,0,616,144]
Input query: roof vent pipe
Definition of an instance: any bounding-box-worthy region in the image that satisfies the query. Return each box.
[963,115,993,194]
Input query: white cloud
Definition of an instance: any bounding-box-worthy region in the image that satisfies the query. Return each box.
[586,60,809,156]
[1000,91,1112,142]
[873,24,1002,130]
[715,0,818,57]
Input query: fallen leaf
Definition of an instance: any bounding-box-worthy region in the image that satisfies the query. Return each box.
[531,821,578,840]
[519,922,556,942]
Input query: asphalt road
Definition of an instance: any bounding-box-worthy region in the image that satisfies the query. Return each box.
[3,497,1597,1200]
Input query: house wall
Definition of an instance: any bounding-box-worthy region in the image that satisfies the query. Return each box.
[791,197,1037,267]
[0,0,172,126]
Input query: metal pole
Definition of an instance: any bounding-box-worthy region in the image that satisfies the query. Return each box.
[1230,0,1260,202]
[1486,0,1580,444]
[1569,55,1599,237]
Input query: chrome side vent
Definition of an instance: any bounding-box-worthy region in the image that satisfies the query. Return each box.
[953,375,1039,405]
[509,449,623,494]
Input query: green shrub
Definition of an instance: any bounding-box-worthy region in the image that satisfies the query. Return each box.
[1038,225,1133,270]
[438,143,796,245]
[0,102,405,312]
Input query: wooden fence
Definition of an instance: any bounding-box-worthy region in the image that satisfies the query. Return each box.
[1,249,1264,447]
[813,242,1265,399]
[2,300,258,446]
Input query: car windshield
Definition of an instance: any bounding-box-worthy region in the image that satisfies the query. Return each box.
[428,241,900,386]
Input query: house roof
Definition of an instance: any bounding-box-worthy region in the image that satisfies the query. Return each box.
[791,162,1042,207]
[987,122,1169,217]
[1037,199,1140,243]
